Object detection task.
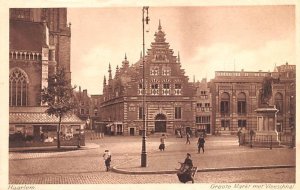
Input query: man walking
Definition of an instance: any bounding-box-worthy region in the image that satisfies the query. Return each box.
[197,136,205,153]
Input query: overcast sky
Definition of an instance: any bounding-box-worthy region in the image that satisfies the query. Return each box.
[68,5,295,95]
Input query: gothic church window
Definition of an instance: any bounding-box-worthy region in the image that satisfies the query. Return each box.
[9,68,28,106]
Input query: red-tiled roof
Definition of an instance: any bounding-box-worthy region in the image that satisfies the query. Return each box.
[10,111,84,124]
[10,20,45,51]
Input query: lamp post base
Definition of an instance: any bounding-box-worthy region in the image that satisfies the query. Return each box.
[141,152,147,167]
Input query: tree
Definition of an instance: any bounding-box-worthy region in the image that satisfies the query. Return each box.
[41,66,76,149]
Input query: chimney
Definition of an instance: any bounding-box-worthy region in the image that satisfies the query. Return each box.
[83,89,87,97]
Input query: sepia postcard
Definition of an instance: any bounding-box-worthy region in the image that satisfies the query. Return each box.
[0,1,299,190]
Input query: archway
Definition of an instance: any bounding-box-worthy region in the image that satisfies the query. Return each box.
[155,113,167,132]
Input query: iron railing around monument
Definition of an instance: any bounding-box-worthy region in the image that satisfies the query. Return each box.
[240,132,294,148]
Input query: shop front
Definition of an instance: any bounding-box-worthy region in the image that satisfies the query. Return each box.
[9,107,85,147]
[105,122,123,135]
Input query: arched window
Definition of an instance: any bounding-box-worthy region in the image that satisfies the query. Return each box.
[220,92,230,114]
[275,92,283,114]
[237,92,246,114]
[9,68,29,106]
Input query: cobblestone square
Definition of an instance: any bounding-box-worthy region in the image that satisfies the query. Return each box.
[9,136,296,185]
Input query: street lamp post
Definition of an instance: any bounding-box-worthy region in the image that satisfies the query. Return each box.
[141,6,149,167]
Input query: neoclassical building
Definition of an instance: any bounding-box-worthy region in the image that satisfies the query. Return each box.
[100,22,198,136]
[210,63,296,135]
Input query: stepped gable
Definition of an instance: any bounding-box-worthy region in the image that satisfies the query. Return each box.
[143,20,187,79]
[146,20,177,65]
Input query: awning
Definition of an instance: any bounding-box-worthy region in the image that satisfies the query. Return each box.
[9,107,84,124]
[106,123,113,128]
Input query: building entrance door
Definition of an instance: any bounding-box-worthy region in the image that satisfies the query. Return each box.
[155,114,167,132]
[129,128,135,136]
[206,124,211,134]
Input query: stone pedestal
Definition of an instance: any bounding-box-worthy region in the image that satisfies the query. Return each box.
[254,106,279,146]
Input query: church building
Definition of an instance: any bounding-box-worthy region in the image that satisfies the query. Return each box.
[9,8,84,146]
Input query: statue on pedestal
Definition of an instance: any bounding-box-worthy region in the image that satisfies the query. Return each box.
[260,73,280,106]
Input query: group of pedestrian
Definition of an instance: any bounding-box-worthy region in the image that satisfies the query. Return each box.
[158,132,206,153]
[185,131,206,154]
[101,133,205,184]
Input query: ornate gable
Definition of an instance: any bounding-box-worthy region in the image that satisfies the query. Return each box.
[147,20,177,64]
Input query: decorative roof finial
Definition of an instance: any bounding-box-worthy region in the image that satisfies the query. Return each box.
[116,65,120,77]
[158,19,162,30]
[178,51,181,63]
[108,63,112,80]
[103,75,106,86]
[125,53,127,60]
